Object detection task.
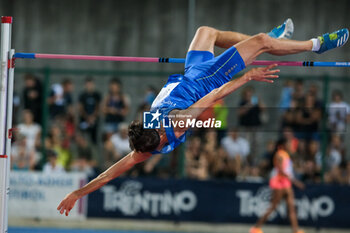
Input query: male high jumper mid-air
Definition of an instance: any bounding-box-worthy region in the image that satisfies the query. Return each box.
[58,19,348,226]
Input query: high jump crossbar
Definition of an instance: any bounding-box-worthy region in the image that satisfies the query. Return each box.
[13,52,350,67]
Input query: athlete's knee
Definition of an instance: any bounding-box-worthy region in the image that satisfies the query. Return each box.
[196,26,218,39]
[254,33,273,50]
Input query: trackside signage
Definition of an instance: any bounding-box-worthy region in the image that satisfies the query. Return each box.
[87,178,350,229]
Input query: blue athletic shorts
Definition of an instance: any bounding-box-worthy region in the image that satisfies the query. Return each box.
[184,46,246,89]
[150,47,246,155]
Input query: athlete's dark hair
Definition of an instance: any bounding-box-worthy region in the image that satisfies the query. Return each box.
[274,138,287,153]
[128,121,160,153]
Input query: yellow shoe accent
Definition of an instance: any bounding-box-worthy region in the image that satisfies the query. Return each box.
[329,33,338,40]
[318,36,324,44]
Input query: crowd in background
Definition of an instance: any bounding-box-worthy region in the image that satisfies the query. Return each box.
[10,74,350,185]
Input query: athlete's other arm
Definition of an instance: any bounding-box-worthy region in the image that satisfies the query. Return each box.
[174,64,279,135]
[57,150,151,216]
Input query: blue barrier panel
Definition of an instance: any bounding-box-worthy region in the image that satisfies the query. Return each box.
[87,177,350,229]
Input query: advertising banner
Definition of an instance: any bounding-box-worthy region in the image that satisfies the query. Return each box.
[87,177,350,229]
[9,171,87,219]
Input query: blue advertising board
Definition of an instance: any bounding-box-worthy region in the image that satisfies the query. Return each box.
[87,177,350,229]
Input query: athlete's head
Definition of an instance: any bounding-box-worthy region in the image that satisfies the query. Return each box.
[275,138,287,151]
[128,121,160,153]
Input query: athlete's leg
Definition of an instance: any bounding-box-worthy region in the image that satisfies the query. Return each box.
[255,189,284,227]
[286,188,300,233]
[235,33,312,65]
[188,26,250,53]
[188,19,294,52]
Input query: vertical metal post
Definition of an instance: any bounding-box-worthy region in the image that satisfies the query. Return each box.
[40,67,51,165]
[179,0,196,178]
[4,49,15,231]
[187,0,196,45]
[0,16,12,233]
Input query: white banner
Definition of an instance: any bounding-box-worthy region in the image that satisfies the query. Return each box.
[9,171,87,219]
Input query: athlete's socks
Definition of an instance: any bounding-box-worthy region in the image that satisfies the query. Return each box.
[311,38,321,51]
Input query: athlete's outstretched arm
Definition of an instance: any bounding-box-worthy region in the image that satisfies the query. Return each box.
[57,150,152,216]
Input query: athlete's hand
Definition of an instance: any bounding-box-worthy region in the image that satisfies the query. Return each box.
[246,64,280,83]
[57,191,79,216]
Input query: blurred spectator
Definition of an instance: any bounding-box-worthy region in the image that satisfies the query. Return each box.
[78,77,101,144]
[11,133,38,170]
[238,86,264,157]
[185,137,209,180]
[281,127,299,154]
[71,133,96,176]
[103,78,129,133]
[46,124,72,169]
[221,129,250,160]
[245,165,264,182]
[209,147,236,179]
[213,99,229,143]
[137,153,171,178]
[48,79,73,119]
[279,80,294,109]
[308,83,323,108]
[110,122,130,157]
[43,150,65,174]
[328,90,350,132]
[48,79,74,119]
[202,130,217,155]
[259,140,275,177]
[63,80,76,137]
[300,159,320,183]
[316,134,343,173]
[17,110,41,152]
[48,83,63,118]
[201,131,226,177]
[345,162,350,184]
[135,103,151,122]
[293,79,305,106]
[281,99,299,131]
[238,86,264,128]
[103,133,120,169]
[296,93,322,141]
[143,86,157,105]
[63,109,76,142]
[23,74,42,124]
[221,128,250,175]
[307,140,320,161]
[12,91,21,125]
[62,79,74,112]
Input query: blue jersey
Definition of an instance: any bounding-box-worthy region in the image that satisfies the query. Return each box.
[150,46,245,154]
